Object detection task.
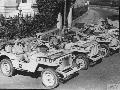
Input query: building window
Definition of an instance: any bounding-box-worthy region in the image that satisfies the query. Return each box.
[16,0,21,4]
[22,0,27,3]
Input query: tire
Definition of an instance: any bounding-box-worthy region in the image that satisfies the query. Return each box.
[89,59,102,67]
[119,48,120,53]
[73,54,89,70]
[0,58,15,77]
[113,48,120,54]
[100,44,110,57]
[41,68,59,89]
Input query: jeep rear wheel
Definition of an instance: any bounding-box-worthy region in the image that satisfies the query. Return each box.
[0,59,15,77]
[73,54,89,70]
[100,44,110,57]
[41,68,59,89]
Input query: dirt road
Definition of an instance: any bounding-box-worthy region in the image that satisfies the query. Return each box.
[72,6,119,25]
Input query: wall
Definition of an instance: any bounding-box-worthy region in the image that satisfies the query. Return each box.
[0,0,5,15]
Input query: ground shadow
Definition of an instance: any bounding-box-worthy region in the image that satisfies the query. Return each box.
[14,70,41,78]
[61,72,79,84]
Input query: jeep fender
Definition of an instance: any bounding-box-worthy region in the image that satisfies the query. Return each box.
[0,52,19,69]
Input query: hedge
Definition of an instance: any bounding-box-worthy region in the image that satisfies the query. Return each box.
[0,0,87,40]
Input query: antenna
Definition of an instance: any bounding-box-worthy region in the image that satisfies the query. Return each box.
[63,0,67,28]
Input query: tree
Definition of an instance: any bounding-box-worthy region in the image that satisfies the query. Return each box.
[36,0,76,28]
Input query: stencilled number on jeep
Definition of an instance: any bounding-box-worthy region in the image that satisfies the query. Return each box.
[19,64,22,68]
[37,58,46,62]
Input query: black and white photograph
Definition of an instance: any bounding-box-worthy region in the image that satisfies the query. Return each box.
[0,0,119,90]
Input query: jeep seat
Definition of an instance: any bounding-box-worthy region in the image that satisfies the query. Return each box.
[12,43,24,55]
[5,45,12,53]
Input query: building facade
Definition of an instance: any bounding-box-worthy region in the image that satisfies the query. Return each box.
[0,0,37,17]
[0,0,17,16]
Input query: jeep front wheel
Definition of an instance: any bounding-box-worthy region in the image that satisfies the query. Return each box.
[0,58,15,77]
[41,68,59,89]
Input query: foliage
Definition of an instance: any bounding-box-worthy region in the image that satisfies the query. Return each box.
[0,0,61,39]
[0,0,82,40]
[36,0,61,30]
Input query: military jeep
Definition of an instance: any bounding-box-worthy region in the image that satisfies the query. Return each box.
[0,32,88,89]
